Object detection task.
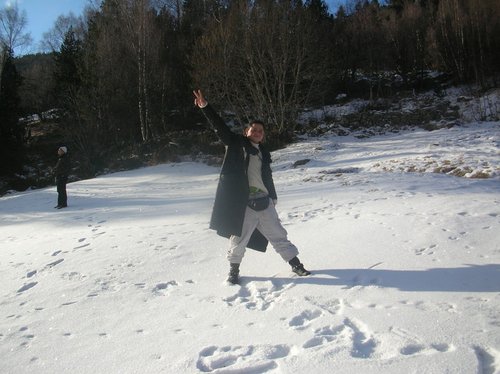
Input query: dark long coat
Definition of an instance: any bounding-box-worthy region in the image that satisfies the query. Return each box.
[201,104,277,252]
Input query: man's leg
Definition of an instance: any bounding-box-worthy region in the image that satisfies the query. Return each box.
[256,203,299,262]
[56,178,63,207]
[60,181,67,207]
[227,207,260,264]
[255,202,311,275]
[226,207,259,284]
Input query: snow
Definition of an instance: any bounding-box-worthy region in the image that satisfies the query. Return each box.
[1,120,499,373]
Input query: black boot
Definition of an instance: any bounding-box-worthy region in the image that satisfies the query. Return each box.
[227,263,240,284]
[289,256,311,276]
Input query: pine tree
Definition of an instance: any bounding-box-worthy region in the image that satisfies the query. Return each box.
[0,47,24,175]
[53,27,82,111]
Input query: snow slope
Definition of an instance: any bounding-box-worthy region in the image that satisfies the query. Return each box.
[1,122,499,373]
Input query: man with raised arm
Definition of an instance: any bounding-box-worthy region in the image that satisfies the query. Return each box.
[193,89,311,284]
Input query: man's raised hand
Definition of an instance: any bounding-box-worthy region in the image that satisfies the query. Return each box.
[193,89,208,108]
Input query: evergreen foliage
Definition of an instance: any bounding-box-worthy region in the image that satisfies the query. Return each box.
[53,27,82,110]
[0,47,24,175]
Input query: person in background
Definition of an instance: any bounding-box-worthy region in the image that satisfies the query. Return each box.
[54,146,70,209]
[193,89,311,284]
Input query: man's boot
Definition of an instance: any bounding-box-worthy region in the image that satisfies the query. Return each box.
[289,256,311,276]
[227,263,240,284]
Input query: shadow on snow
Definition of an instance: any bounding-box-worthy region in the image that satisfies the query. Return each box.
[243,264,500,292]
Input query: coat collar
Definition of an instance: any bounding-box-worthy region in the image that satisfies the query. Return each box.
[243,137,260,155]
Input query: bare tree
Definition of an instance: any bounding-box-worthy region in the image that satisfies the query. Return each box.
[383,1,429,85]
[40,13,85,52]
[466,0,500,86]
[192,0,331,136]
[434,0,468,81]
[120,0,162,142]
[343,1,387,100]
[431,0,500,85]
[0,3,32,53]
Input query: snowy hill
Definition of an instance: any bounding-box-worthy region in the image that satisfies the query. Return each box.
[1,121,499,373]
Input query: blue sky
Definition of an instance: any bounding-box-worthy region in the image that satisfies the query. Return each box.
[6,0,345,54]
[6,0,88,53]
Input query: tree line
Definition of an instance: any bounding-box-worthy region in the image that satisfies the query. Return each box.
[1,0,499,179]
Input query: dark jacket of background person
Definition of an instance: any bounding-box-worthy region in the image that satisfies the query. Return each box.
[54,152,70,179]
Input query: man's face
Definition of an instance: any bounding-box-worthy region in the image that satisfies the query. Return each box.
[246,123,264,143]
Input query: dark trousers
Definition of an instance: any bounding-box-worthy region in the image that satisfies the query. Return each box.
[56,176,68,207]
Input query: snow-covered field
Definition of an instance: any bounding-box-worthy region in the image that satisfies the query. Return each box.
[1,121,499,373]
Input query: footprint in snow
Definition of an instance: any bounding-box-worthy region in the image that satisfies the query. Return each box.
[74,243,90,250]
[19,330,36,347]
[400,342,454,356]
[302,324,345,349]
[390,326,455,357]
[152,281,178,296]
[288,309,322,329]
[473,345,498,374]
[45,259,64,269]
[17,282,38,293]
[304,296,344,315]
[196,344,290,373]
[223,280,294,311]
[414,244,437,256]
[303,318,378,359]
[346,274,380,289]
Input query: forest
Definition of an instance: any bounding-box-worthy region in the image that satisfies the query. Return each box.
[1,0,499,193]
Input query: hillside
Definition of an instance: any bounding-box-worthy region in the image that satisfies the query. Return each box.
[3,85,499,196]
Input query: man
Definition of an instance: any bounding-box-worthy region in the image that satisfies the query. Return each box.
[193,89,310,284]
[54,146,70,209]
